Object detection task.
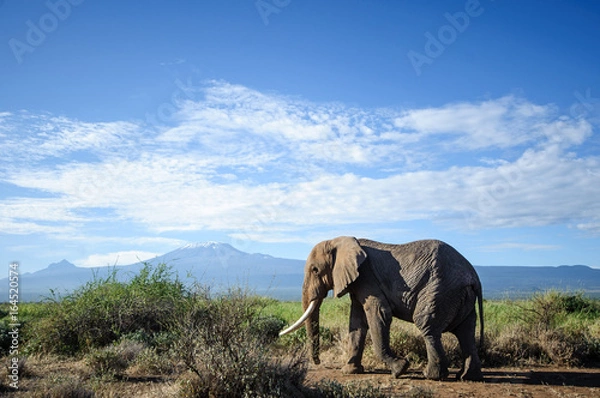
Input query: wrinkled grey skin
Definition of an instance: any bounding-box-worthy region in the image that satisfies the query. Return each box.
[302,237,483,381]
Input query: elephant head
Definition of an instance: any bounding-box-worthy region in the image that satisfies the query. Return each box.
[279,236,367,364]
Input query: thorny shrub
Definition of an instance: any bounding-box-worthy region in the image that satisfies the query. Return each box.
[174,286,307,397]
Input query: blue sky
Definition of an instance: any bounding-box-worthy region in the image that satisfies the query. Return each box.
[1,0,599,272]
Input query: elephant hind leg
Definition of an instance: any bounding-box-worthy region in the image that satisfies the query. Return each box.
[414,302,449,380]
[451,310,483,381]
[422,333,449,381]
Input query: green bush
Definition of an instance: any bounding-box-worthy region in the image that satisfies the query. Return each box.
[482,291,600,367]
[174,286,308,397]
[520,291,600,329]
[559,293,600,316]
[85,346,129,378]
[0,320,12,356]
[134,346,178,375]
[0,302,51,356]
[25,263,187,355]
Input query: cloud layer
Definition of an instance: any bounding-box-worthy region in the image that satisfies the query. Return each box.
[1,81,599,247]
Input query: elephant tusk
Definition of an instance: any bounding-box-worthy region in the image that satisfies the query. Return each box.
[279,300,317,336]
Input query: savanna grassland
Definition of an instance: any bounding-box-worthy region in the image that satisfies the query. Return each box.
[1,264,599,397]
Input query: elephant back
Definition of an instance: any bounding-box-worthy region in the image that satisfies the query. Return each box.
[358,238,480,294]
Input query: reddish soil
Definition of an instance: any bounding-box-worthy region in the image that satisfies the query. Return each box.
[5,356,599,397]
[305,364,600,397]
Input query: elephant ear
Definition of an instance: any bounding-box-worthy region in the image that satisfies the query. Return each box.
[331,236,367,298]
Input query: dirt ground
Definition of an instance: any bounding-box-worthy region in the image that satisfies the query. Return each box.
[3,356,600,397]
[305,364,600,398]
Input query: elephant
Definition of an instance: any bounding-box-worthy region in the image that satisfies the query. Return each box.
[279,237,484,381]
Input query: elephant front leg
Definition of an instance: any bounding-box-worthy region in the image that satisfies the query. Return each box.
[364,297,410,378]
[342,295,367,374]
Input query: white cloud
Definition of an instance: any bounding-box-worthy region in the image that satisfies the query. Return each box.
[0,197,85,235]
[392,95,584,150]
[77,251,160,267]
[0,198,85,222]
[538,117,592,147]
[1,82,599,244]
[0,219,76,236]
[0,112,140,162]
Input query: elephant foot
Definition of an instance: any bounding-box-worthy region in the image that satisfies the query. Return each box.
[457,357,483,381]
[391,358,410,379]
[342,363,364,374]
[458,367,483,381]
[424,363,449,381]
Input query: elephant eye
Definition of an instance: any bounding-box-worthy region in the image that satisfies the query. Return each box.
[311,266,319,275]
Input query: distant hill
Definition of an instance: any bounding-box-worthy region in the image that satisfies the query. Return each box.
[475,265,600,299]
[1,243,599,301]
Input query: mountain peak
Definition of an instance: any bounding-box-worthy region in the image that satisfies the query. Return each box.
[182,241,229,250]
[173,241,245,258]
[48,259,76,269]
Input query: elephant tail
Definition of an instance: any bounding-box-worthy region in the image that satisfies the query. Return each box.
[477,283,484,350]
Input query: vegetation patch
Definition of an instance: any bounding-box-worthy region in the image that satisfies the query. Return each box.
[173,286,307,397]
[23,263,186,355]
[481,291,600,367]
[1,265,599,396]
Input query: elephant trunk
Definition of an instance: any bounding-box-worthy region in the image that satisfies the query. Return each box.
[303,288,322,365]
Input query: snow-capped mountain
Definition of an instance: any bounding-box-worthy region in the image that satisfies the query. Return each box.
[127,241,299,276]
[0,242,305,301]
[149,241,253,269]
